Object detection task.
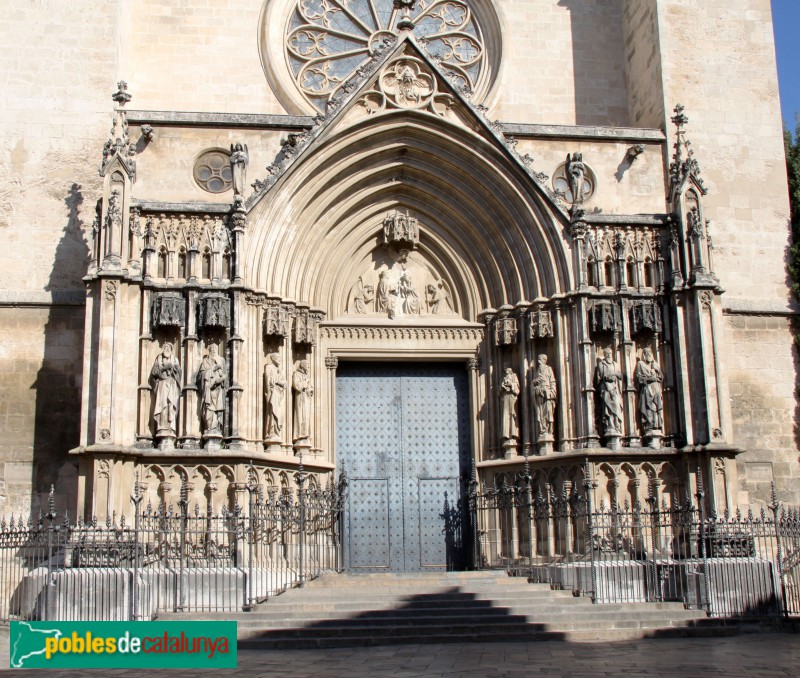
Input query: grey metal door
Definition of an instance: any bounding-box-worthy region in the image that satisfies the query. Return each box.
[336,363,471,572]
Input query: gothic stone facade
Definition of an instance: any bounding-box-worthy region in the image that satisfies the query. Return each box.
[0,1,795,530]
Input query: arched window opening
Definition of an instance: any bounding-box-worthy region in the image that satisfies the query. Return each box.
[644,258,654,288]
[587,257,597,288]
[157,246,168,279]
[222,248,231,280]
[604,257,614,288]
[202,248,212,279]
[178,247,187,279]
[626,258,636,288]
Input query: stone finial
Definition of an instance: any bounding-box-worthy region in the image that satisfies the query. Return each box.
[112,81,132,105]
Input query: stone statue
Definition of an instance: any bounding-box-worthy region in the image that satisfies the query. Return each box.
[292,360,313,442]
[376,270,394,316]
[264,352,287,439]
[499,367,520,440]
[150,342,181,439]
[398,270,420,315]
[594,348,623,434]
[229,143,249,197]
[427,282,453,314]
[533,354,557,437]
[351,276,375,313]
[197,344,226,435]
[566,152,587,206]
[635,347,664,432]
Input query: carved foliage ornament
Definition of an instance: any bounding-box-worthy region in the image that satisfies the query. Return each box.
[286,0,486,112]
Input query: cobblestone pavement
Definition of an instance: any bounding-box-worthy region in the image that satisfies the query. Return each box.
[0,633,799,676]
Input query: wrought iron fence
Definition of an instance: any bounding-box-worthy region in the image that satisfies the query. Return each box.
[0,470,347,622]
[469,464,800,618]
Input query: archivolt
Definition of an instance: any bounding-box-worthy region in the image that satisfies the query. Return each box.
[244,112,572,319]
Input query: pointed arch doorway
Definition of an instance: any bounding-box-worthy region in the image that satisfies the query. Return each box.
[336,361,472,572]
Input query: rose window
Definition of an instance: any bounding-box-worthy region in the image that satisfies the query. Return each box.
[286,0,488,111]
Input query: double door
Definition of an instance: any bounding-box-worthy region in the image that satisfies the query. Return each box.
[336,362,471,571]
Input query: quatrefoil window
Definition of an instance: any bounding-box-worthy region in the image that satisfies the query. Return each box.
[286,0,488,111]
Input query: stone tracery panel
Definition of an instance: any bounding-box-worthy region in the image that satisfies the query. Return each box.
[285,0,488,111]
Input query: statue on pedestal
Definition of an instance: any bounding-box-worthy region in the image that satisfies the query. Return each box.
[500,367,520,442]
[635,347,664,438]
[594,348,623,439]
[292,360,313,444]
[264,352,287,441]
[533,354,557,443]
[150,342,181,444]
[197,344,226,436]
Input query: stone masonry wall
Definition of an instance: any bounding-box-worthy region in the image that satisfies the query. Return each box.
[622,0,665,129]
[655,0,797,504]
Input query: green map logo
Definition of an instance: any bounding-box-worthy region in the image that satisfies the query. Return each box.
[10,621,237,669]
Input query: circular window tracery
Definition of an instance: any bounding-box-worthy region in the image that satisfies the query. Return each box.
[286,0,488,111]
[194,150,233,193]
[552,162,597,204]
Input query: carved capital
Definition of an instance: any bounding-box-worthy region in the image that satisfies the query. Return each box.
[325,357,339,370]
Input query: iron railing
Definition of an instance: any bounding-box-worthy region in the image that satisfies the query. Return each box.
[470,466,800,618]
[0,469,347,622]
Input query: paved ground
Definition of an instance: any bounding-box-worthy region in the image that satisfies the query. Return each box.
[0,633,799,676]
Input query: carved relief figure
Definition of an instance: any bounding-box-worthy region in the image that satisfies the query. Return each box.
[150,342,181,438]
[566,152,587,206]
[292,360,313,442]
[427,282,453,314]
[594,348,623,434]
[229,143,249,197]
[533,354,557,437]
[197,344,226,434]
[398,270,421,315]
[499,368,520,440]
[376,270,395,316]
[635,348,664,432]
[264,353,287,439]
[350,276,375,313]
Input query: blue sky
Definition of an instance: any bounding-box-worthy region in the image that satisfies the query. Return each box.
[772,0,800,129]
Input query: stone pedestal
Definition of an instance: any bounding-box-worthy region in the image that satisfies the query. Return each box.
[293,439,312,456]
[645,429,663,450]
[605,431,621,451]
[157,435,175,451]
[203,433,223,451]
[537,433,554,455]
[263,436,283,454]
[502,439,519,459]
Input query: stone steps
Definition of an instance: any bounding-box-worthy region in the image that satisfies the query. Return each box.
[159,571,737,649]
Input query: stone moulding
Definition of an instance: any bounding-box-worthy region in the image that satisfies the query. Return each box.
[320,325,484,342]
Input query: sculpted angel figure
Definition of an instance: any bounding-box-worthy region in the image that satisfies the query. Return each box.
[565,152,587,206]
[229,143,249,197]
